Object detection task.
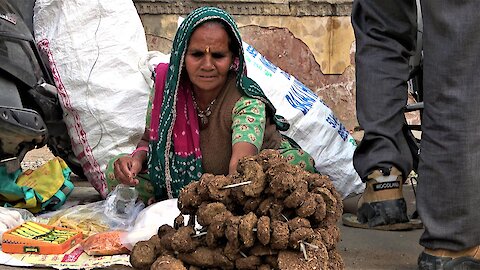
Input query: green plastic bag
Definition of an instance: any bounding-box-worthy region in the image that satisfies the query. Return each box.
[0,157,74,213]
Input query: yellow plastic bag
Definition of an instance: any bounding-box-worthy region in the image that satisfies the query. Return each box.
[0,157,74,213]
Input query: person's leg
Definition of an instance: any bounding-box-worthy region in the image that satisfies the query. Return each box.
[417,0,480,268]
[352,0,417,226]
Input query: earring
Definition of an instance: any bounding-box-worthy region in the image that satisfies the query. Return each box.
[230,57,239,71]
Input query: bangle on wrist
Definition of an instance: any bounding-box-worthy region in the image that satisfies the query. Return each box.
[130,146,148,157]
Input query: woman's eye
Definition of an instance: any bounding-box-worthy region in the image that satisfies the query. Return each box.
[191,52,204,57]
[212,53,226,59]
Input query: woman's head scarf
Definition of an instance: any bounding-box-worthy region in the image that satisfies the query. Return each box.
[148,6,289,200]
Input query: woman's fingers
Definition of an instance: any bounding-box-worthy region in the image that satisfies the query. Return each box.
[126,158,142,185]
[129,159,143,177]
[113,162,128,184]
[114,157,141,186]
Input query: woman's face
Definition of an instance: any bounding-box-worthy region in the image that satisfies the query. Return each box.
[185,22,234,95]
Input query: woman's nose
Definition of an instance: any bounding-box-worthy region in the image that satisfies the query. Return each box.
[202,55,214,70]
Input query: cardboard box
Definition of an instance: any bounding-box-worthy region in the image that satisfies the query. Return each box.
[2,221,83,254]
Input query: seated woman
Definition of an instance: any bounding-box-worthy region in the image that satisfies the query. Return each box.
[106,6,315,203]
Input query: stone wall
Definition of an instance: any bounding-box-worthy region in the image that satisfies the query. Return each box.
[133,0,358,130]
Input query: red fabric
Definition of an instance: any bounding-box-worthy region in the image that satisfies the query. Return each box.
[150,63,202,159]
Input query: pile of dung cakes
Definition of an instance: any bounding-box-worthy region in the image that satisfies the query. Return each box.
[130,149,344,270]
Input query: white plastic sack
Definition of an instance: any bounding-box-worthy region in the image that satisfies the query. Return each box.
[120,199,200,251]
[242,42,364,198]
[34,0,150,197]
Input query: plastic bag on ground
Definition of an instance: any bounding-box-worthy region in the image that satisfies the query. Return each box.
[121,199,185,251]
[104,184,145,230]
[81,230,130,256]
[47,201,111,238]
[0,207,27,241]
[47,187,144,238]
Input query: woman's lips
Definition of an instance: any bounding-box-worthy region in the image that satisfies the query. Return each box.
[198,75,217,80]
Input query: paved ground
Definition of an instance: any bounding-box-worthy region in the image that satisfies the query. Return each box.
[0,147,425,270]
[340,187,423,270]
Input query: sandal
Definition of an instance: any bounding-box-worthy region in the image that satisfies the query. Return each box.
[342,213,423,231]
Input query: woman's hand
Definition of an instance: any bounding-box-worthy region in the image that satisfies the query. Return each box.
[115,129,149,185]
[113,155,144,186]
[229,142,258,174]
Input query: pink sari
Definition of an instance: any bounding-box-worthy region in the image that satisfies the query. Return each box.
[147,63,203,199]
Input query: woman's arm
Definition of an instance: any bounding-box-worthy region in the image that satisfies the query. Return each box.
[229,141,258,174]
[229,97,266,174]
[113,128,150,185]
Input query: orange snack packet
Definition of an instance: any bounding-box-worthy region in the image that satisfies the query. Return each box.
[81,230,129,256]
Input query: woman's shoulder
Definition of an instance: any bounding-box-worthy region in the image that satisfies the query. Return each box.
[233,96,266,115]
[235,96,266,106]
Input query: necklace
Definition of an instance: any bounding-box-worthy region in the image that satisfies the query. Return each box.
[191,92,216,128]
